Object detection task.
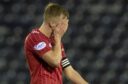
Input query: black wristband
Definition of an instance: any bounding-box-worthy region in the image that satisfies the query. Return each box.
[62,57,70,68]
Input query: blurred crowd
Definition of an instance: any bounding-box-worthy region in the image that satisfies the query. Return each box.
[0,0,128,84]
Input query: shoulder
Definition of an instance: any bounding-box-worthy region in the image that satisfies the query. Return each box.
[24,29,40,46]
[24,28,50,49]
[25,29,47,43]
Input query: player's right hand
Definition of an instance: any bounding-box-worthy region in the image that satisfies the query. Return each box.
[53,22,66,42]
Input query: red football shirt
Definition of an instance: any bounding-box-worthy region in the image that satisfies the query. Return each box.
[24,29,66,84]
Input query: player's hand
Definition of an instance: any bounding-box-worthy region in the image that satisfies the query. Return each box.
[53,22,66,42]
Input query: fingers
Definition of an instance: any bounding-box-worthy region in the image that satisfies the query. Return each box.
[54,23,64,34]
[52,20,67,41]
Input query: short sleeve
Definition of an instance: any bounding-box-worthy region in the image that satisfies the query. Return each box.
[30,33,52,57]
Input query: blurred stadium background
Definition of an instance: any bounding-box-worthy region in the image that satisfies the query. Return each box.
[0,0,128,84]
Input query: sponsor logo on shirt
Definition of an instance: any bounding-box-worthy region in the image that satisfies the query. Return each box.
[34,42,46,50]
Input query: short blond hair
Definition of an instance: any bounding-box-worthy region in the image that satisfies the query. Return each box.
[43,3,69,22]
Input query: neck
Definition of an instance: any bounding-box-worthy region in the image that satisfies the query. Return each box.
[39,23,52,38]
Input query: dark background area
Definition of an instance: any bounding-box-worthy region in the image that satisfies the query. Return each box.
[0,0,128,84]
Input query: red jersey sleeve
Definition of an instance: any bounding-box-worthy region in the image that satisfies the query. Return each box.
[29,33,52,57]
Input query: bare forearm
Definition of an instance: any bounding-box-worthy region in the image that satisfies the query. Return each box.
[72,71,88,84]
[52,40,62,63]
[68,70,88,84]
[51,21,66,66]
